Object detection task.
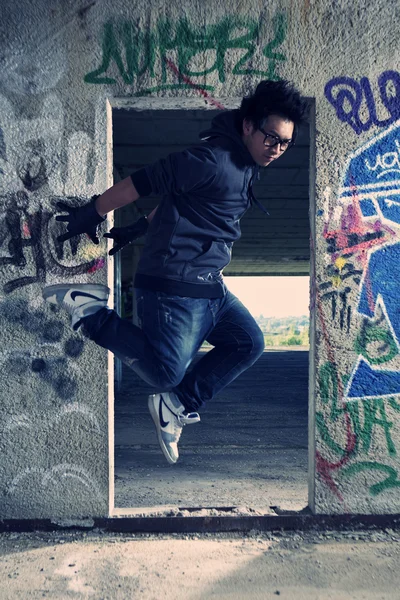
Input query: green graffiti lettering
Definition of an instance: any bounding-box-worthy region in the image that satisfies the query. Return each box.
[354,323,398,365]
[262,13,287,78]
[84,14,287,87]
[84,22,123,84]
[233,13,287,78]
[389,397,400,411]
[202,17,260,83]
[133,83,216,97]
[316,412,348,457]
[371,398,396,456]
[319,361,343,421]
[318,355,399,497]
[348,398,396,457]
[341,462,400,496]
[345,401,362,455]
[317,361,398,483]
[157,18,181,84]
[84,22,157,84]
[124,24,157,80]
[316,361,349,458]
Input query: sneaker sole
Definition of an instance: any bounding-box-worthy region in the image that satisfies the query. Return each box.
[43,283,110,303]
[148,396,177,465]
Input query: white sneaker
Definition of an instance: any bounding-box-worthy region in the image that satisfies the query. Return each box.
[43,283,110,330]
[148,392,200,464]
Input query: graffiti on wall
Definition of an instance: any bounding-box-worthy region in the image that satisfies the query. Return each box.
[339,121,400,400]
[8,464,105,503]
[0,194,105,294]
[0,295,85,400]
[316,359,400,498]
[0,92,106,198]
[317,120,400,501]
[0,93,107,295]
[0,89,108,513]
[84,13,287,92]
[324,71,400,134]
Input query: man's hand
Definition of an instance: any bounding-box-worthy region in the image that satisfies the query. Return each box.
[104,216,149,256]
[55,196,106,244]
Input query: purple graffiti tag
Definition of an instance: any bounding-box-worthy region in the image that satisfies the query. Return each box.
[325,71,400,134]
[379,70,400,121]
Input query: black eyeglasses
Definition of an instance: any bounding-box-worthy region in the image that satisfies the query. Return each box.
[258,127,293,151]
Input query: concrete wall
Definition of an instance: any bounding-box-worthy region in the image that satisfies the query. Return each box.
[1,0,400,518]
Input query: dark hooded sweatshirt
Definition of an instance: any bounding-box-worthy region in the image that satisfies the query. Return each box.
[130,109,259,298]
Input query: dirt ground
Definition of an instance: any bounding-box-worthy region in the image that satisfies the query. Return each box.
[115,350,309,514]
[1,527,400,599]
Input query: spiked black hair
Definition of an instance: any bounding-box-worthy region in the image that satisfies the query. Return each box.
[236,80,309,144]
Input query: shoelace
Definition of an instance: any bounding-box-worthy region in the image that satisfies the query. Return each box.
[178,412,200,425]
[173,412,200,441]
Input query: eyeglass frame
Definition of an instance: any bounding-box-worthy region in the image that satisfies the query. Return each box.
[257,126,294,152]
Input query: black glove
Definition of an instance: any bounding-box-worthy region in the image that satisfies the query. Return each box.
[55,195,106,244]
[104,216,149,256]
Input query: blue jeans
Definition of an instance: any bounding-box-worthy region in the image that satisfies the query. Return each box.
[82,287,265,412]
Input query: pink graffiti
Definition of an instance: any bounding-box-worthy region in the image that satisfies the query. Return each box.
[164,58,226,110]
[314,176,399,502]
[22,221,30,238]
[87,257,105,274]
[315,285,357,503]
[324,176,396,263]
[361,255,376,316]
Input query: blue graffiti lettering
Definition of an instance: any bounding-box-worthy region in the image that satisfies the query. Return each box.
[325,71,400,135]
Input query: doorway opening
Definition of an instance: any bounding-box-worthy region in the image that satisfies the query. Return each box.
[110,100,313,516]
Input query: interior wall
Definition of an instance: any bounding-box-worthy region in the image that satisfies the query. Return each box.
[1,0,400,518]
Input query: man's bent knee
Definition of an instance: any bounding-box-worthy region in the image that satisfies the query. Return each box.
[156,365,186,390]
[248,326,265,361]
[231,326,264,367]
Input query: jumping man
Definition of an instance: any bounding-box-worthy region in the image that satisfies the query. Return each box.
[43,80,308,464]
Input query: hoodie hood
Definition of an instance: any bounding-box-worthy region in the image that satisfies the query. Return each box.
[199,109,256,166]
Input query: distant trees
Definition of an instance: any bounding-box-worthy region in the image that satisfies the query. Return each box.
[254,315,309,348]
[201,314,310,350]
[286,336,302,346]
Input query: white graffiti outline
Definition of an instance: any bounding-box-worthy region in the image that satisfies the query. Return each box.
[1,404,101,435]
[9,463,105,502]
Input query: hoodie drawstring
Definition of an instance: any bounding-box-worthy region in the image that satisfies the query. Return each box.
[248,167,270,216]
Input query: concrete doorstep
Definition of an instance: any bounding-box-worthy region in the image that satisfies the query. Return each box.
[1,512,400,534]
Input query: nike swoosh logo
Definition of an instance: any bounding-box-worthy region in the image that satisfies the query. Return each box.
[71,291,103,302]
[159,395,170,428]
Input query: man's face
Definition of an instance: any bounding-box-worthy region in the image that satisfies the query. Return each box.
[242,114,294,167]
